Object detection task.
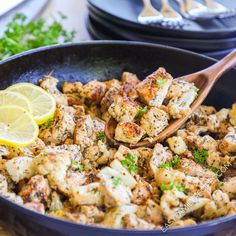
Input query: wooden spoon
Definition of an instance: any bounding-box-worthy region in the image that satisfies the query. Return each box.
[105,49,236,148]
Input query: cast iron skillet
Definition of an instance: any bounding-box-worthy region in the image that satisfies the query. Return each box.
[0,42,236,236]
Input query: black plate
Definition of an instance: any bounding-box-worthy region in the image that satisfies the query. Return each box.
[88,9,236,52]
[86,15,236,59]
[88,0,236,39]
[1,42,236,236]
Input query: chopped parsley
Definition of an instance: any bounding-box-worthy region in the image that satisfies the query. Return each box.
[43,117,54,128]
[211,167,220,174]
[155,77,167,87]
[113,177,122,187]
[0,13,75,60]
[218,181,224,187]
[136,106,148,117]
[193,149,208,165]
[193,87,199,98]
[121,153,138,174]
[160,183,186,192]
[158,155,180,169]
[96,131,106,141]
[72,160,84,171]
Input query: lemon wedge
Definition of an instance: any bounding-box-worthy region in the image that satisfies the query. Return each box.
[0,105,39,147]
[7,83,56,124]
[0,91,32,113]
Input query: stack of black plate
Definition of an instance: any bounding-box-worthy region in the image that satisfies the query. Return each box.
[87,0,236,59]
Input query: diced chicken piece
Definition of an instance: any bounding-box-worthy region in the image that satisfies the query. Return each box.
[91,118,105,141]
[108,96,141,122]
[136,199,163,225]
[114,145,136,161]
[66,93,84,106]
[34,150,72,194]
[160,190,209,222]
[80,205,105,223]
[166,80,195,100]
[202,190,233,220]
[6,146,33,159]
[24,202,45,214]
[5,156,35,183]
[39,105,76,145]
[178,158,217,179]
[74,115,94,150]
[149,143,172,176]
[100,87,120,112]
[115,122,144,144]
[83,141,112,169]
[220,177,236,198]
[105,79,121,90]
[19,175,51,204]
[70,182,103,207]
[170,219,196,227]
[49,208,87,224]
[110,159,137,189]
[82,80,106,105]
[0,174,23,204]
[39,75,68,105]
[167,88,197,119]
[0,174,8,193]
[132,180,152,205]
[27,138,46,156]
[101,205,137,228]
[167,136,187,155]
[219,128,236,154]
[122,214,156,229]
[136,67,172,107]
[121,72,140,86]
[0,146,9,159]
[49,191,63,212]
[121,84,138,99]
[229,103,236,126]
[140,107,169,137]
[62,81,83,94]
[98,160,136,207]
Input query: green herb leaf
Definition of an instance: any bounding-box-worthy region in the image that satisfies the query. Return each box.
[113,177,122,187]
[43,117,54,128]
[193,87,199,98]
[218,181,224,187]
[136,106,148,117]
[211,167,220,174]
[121,153,138,174]
[175,184,186,192]
[72,160,84,171]
[0,13,75,60]
[96,131,106,141]
[158,155,180,169]
[155,77,166,87]
[193,149,208,165]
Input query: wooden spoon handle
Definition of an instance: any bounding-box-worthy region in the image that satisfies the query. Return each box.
[201,49,236,83]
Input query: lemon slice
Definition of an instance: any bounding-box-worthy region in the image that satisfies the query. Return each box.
[7,83,56,124]
[0,105,39,147]
[0,91,32,113]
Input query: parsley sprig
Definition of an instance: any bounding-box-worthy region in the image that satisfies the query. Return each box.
[155,77,167,87]
[136,106,148,117]
[43,117,54,128]
[72,160,84,171]
[193,149,208,165]
[121,153,138,174]
[96,131,106,141]
[160,183,186,192]
[0,13,75,60]
[158,155,180,169]
[113,177,122,187]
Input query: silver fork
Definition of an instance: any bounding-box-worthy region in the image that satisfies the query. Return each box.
[176,0,210,20]
[138,0,163,24]
[160,0,185,27]
[204,0,236,19]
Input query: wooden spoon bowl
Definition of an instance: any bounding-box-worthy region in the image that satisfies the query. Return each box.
[105,49,236,148]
